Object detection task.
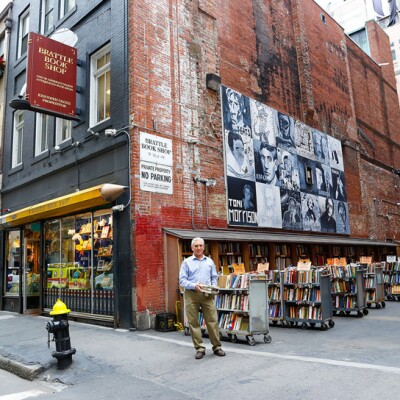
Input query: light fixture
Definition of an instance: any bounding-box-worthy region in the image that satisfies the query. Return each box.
[87,128,99,137]
[206,73,221,91]
[105,128,118,137]
[194,176,217,187]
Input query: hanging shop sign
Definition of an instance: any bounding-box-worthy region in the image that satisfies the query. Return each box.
[221,85,350,235]
[139,132,173,195]
[26,32,77,119]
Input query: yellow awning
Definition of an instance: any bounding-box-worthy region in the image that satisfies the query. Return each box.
[0,184,126,228]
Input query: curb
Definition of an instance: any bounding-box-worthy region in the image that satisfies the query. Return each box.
[0,354,45,381]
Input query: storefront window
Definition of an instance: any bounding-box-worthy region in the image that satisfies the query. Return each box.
[4,231,21,295]
[43,209,114,316]
[24,224,41,296]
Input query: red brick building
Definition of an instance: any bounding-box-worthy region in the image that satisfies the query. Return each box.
[128,0,400,329]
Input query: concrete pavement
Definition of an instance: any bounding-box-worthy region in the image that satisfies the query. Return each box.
[1,302,400,399]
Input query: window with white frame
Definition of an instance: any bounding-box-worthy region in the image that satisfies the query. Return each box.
[59,0,76,19]
[17,8,30,59]
[0,36,5,58]
[90,44,111,127]
[12,111,24,168]
[55,118,72,145]
[35,114,50,156]
[41,0,55,34]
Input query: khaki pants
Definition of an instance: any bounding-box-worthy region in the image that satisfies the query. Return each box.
[184,290,221,353]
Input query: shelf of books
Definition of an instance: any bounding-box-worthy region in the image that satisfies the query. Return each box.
[328,263,368,318]
[282,266,334,330]
[248,243,269,271]
[218,242,243,272]
[383,261,400,301]
[364,262,385,309]
[216,273,271,345]
[274,244,293,270]
[267,270,284,326]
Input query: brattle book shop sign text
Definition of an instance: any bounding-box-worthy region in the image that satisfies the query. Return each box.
[26,32,77,118]
[140,132,173,195]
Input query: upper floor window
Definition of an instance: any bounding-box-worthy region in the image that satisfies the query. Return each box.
[12,111,24,168]
[41,0,55,34]
[35,114,50,156]
[59,0,76,19]
[56,118,72,145]
[349,28,370,56]
[0,35,5,58]
[90,44,110,127]
[17,8,30,59]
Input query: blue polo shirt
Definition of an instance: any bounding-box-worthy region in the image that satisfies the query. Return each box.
[179,254,218,290]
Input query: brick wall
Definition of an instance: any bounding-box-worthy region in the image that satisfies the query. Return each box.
[129,0,400,326]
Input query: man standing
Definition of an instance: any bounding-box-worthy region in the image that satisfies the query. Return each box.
[179,237,226,359]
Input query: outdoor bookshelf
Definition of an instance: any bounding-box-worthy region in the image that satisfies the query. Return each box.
[282,267,334,330]
[216,273,271,345]
[383,261,400,301]
[329,264,368,318]
[364,263,385,309]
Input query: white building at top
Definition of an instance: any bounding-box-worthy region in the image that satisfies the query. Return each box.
[316,0,400,102]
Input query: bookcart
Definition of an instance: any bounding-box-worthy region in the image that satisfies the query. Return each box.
[383,261,400,301]
[267,270,284,326]
[216,273,271,345]
[329,264,368,318]
[282,267,334,330]
[364,263,385,309]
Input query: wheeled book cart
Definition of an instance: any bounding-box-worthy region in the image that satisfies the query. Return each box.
[216,273,271,345]
[282,267,335,330]
[383,261,400,301]
[331,264,368,318]
[267,270,284,326]
[364,263,385,309]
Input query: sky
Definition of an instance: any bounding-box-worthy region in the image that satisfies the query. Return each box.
[0,0,10,13]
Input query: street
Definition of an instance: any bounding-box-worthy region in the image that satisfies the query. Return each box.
[1,302,400,399]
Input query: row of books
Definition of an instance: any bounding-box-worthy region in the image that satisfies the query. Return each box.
[333,295,359,309]
[383,262,400,272]
[275,257,293,270]
[364,277,375,288]
[215,293,249,311]
[286,305,322,320]
[283,287,321,303]
[328,264,358,279]
[275,244,291,256]
[219,242,241,254]
[384,274,400,284]
[283,268,321,284]
[220,255,242,267]
[331,280,356,294]
[268,286,281,301]
[248,244,269,257]
[269,304,282,319]
[391,285,400,295]
[218,312,249,331]
[217,273,250,289]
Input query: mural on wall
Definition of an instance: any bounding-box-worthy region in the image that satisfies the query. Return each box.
[221,85,350,234]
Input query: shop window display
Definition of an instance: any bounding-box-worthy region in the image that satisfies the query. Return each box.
[4,231,21,295]
[43,209,114,316]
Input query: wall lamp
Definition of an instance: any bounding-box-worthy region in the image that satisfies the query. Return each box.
[206,73,221,92]
[194,176,217,187]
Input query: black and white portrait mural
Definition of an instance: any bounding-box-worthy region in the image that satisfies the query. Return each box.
[221,85,350,234]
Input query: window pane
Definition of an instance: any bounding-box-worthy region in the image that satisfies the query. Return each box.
[97,74,105,121]
[4,231,21,295]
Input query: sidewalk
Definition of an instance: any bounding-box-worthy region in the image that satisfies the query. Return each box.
[1,305,400,399]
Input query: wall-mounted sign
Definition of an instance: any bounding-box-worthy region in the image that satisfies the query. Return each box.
[221,85,350,235]
[139,132,173,195]
[26,32,77,119]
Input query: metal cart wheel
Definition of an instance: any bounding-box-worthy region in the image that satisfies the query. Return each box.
[230,334,238,343]
[332,311,337,316]
[376,303,381,309]
[309,322,316,328]
[367,303,371,308]
[357,311,363,318]
[320,323,328,331]
[184,327,190,336]
[263,334,272,344]
[363,308,369,315]
[246,335,256,346]
[272,320,278,326]
[345,311,351,315]
[328,320,335,328]
[382,301,386,308]
[301,322,307,330]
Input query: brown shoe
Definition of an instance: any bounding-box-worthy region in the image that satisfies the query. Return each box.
[213,349,226,357]
[195,351,205,359]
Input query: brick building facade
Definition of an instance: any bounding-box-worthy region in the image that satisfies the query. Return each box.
[128,0,399,328]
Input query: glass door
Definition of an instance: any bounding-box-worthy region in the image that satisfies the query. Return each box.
[22,224,41,314]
